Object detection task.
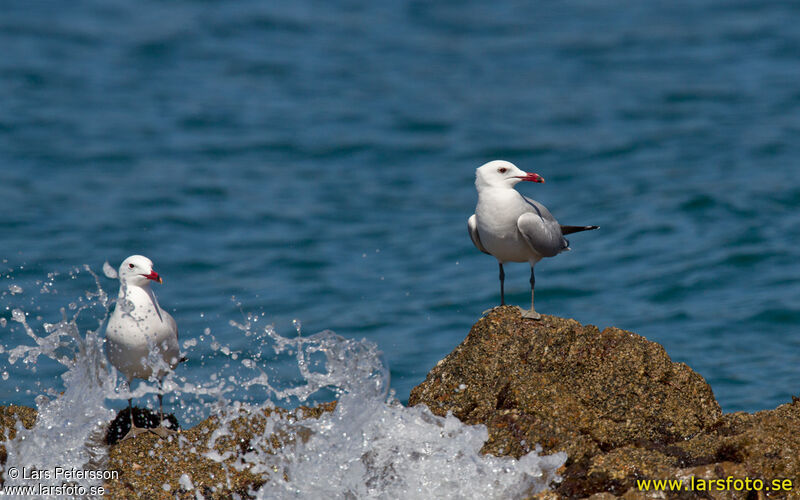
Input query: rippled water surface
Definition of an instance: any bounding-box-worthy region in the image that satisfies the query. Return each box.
[3,0,800,422]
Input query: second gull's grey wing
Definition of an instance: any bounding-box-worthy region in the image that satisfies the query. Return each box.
[516,212,568,258]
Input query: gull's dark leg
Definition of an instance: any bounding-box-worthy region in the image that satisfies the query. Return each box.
[499,263,506,306]
[120,376,147,441]
[121,396,147,441]
[520,265,541,320]
[128,398,134,430]
[150,382,177,438]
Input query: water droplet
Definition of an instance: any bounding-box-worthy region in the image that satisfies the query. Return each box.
[292,319,302,336]
[11,308,25,322]
[102,261,118,279]
[1,371,8,381]
[8,284,22,295]
[179,474,194,491]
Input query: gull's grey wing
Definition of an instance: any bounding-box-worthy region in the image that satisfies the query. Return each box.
[467,214,490,255]
[166,310,178,340]
[520,195,558,222]
[169,312,188,363]
[516,211,568,258]
[162,308,183,367]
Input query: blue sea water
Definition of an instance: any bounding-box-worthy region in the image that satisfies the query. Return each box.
[2,0,800,419]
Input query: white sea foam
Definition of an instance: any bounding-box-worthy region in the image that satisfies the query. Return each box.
[255,394,565,499]
[0,265,566,498]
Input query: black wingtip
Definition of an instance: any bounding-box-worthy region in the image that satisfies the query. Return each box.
[560,225,599,235]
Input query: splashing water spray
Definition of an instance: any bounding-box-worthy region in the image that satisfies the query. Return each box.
[0,264,565,498]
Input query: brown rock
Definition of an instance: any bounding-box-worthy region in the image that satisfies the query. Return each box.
[409,307,721,459]
[4,308,800,498]
[0,402,336,498]
[104,402,336,499]
[409,307,800,498]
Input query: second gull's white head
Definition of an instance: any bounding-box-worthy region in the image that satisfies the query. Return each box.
[475,160,545,190]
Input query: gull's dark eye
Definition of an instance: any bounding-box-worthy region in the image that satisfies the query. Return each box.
[128,263,134,269]
[498,167,507,174]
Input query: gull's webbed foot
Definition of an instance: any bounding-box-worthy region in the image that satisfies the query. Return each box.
[482,305,505,316]
[149,425,178,439]
[120,425,150,441]
[518,306,541,320]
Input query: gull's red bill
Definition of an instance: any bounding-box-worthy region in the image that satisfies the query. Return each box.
[143,270,163,284]
[516,172,545,183]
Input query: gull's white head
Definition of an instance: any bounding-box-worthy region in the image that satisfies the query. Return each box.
[118,255,162,288]
[475,160,545,190]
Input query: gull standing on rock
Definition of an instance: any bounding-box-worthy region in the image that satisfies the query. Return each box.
[106,255,180,439]
[468,160,598,319]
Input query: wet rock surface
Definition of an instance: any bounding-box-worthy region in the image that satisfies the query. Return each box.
[1,308,798,498]
[103,402,336,499]
[409,306,800,499]
[0,402,335,498]
[105,406,180,446]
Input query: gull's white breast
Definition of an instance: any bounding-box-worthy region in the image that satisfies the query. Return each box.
[106,286,179,380]
[475,188,542,263]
